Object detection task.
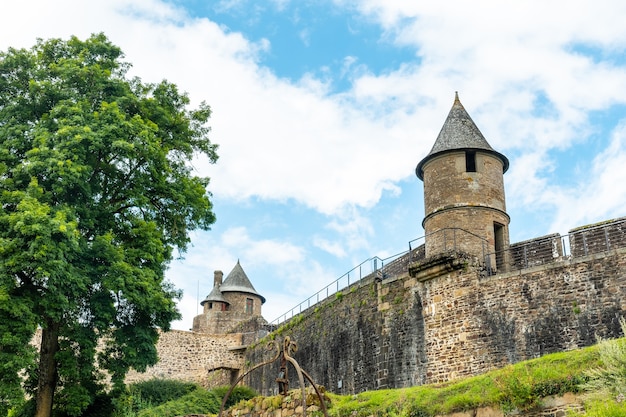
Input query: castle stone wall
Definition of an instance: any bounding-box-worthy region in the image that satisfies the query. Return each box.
[243,246,626,396]
[126,330,244,387]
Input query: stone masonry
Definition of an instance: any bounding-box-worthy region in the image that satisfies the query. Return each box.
[125,330,245,387]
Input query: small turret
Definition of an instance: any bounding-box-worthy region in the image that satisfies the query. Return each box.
[416,93,510,270]
[192,261,266,333]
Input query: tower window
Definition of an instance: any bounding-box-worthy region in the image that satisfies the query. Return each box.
[466,151,476,172]
[246,298,254,314]
[494,222,505,270]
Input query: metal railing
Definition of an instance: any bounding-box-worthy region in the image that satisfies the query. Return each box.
[268,251,408,326]
[269,228,488,327]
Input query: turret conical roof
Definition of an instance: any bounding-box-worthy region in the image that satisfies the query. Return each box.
[219,260,266,304]
[200,284,229,306]
[416,92,509,179]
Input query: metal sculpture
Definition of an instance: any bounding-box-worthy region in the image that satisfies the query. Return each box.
[218,336,329,417]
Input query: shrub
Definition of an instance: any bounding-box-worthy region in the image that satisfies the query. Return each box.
[113,379,200,416]
[127,379,199,406]
[582,317,626,397]
[136,389,220,417]
[211,385,259,409]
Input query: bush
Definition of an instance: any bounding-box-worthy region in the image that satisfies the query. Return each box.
[54,393,115,417]
[136,389,220,417]
[211,385,259,409]
[113,379,200,416]
[582,318,626,397]
[127,379,199,406]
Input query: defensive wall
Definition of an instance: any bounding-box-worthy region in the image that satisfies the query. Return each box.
[242,217,626,395]
[125,330,245,387]
[125,315,269,387]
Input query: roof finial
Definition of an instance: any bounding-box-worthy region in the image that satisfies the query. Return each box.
[454,91,460,103]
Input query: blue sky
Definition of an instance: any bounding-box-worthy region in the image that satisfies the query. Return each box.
[3,0,626,329]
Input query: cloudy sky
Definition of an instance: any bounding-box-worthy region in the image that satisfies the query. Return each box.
[2,0,626,329]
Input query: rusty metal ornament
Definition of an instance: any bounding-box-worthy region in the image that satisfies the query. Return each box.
[218,336,329,417]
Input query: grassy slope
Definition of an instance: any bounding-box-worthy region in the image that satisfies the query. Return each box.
[325,345,600,416]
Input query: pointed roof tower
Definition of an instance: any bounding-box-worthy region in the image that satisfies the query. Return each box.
[219,260,266,303]
[416,92,509,179]
[200,284,229,306]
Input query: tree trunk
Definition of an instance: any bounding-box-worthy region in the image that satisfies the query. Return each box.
[35,319,60,417]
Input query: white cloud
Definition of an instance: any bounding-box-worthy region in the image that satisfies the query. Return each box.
[221,227,305,265]
[313,237,348,258]
[4,0,626,219]
[0,0,435,216]
[5,0,626,328]
[549,122,626,233]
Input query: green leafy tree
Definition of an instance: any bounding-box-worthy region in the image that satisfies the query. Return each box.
[0,34,218,417]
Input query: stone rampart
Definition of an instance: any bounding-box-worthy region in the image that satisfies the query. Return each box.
[243,239,626,396]
[30,329,246,388]
[126,330,245,387]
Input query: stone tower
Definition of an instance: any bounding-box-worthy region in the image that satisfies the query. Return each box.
[192,260,266,334]
[416,93,510,271]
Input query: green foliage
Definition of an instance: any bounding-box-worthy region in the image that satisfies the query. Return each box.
[0,288,36,415]
[581,318,626,397]
[212,385,259,409]
[0,33,217,416]
[494,365,578,412]
[113,379,199,415]
[570,397,626,417]
[110,382,255,417]
[57,393,115,417]
[130,379,199,407]
[135,389,220,417]
[11,399,36,417]
[490,350,591,412]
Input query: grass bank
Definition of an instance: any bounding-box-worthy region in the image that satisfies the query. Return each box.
[327,345,598,416]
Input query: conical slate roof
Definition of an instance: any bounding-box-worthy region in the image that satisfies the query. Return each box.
[200,284,229,306]
[220,261,266,304]
[416,92,509,180]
